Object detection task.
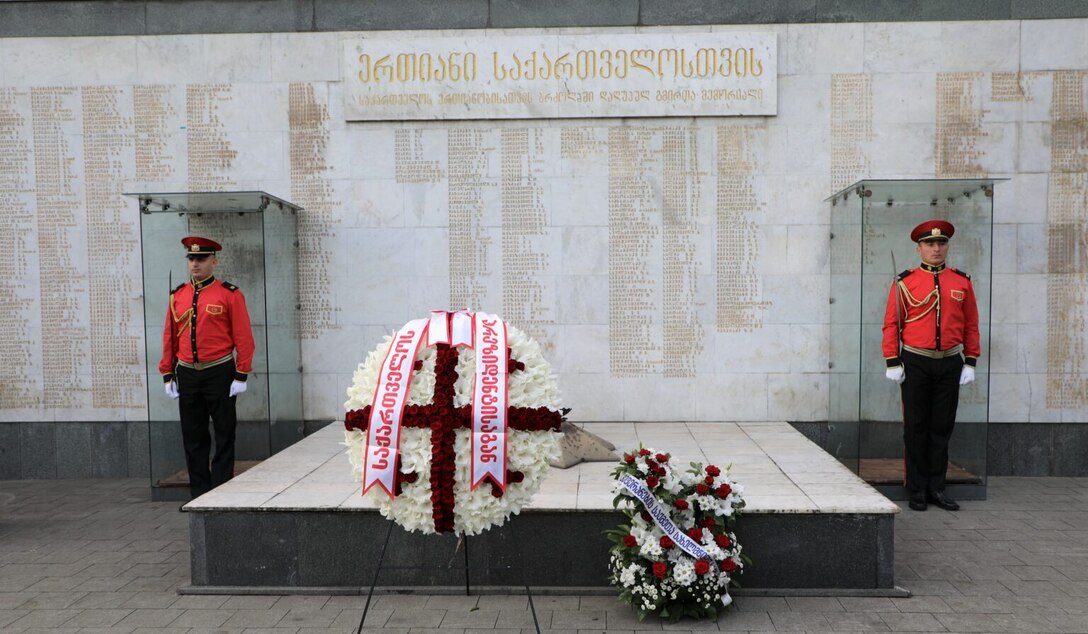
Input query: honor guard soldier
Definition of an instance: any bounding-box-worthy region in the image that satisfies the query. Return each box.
[882,220,980,512]
[159,236,256,499]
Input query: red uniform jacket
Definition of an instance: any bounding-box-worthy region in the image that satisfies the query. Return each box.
[159,276,255,381]
[882,264,980,367]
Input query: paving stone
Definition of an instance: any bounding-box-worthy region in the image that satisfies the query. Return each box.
[1046,613,1088,632]
[170,594,230,609]
[440,608,500,628]
[715,610,773,631]
[495,608,553,628]
[952,579,1017,597]
[899,579,959,596]
[221,595,281,610]
[767,611,833,630]
[0,609,31,628]
[14,591,88,609]
[385,608,447,628]
[115,607,186,628]
[1008,565,1070,581]
[120,591,180,609]
[529,596,581,611]
[1002,578,1062,598]
[221,607,291,628]
[170,608,235,627]
[4,607,83,629]
[783,596,845,611]
[1059,581,1088,597]
[277,607,344,628]
[934,612,1002,632]
[61,607,133,627]
[549,608,606,629]
[732,595,789,611]
[272,595,332,610]
[603,607,665,629]
[823,611,890,631]
[878,611,944,631]
[990,612,1065,633]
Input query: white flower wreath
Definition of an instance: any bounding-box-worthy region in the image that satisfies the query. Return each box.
[344,321,562,536]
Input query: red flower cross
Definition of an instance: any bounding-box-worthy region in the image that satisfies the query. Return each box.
[345,343,562,533]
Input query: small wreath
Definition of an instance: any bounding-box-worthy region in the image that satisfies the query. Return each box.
[608,447,747,621]
[344,318,563,536]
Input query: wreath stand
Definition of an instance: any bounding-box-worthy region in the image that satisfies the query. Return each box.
[355,519,542,634]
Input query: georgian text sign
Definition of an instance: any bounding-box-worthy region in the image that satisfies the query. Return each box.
[342,32,777,121]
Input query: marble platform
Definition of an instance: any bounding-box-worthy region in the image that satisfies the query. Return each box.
[184,422,900,593]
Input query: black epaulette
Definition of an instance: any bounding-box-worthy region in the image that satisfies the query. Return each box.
[221,281,239,292]
[171,282,186,293]
[897,269,912,281]
[951,268,971,279]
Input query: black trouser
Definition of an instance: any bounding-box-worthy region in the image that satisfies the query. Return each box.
[900,350,963,499]
[176,361,237,498]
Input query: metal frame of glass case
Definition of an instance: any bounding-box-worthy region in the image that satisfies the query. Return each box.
[827,179,1002,501]
[129,191,304,501]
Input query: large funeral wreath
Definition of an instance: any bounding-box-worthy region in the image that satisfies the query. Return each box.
[344,313,564,536]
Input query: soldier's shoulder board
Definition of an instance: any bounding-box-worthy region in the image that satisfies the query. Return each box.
[897,269,913,280]
[951,268,971,279]
[221,281,239,292]
[171,282,186,293]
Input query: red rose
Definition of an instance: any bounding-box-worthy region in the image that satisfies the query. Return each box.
[623,534,637,548]
[716,484,732,497]
[696,483,709,495]
[640,510,652,522]
[645,476,660,488]
[646,459,657,470]
[672,499,689,510]
[694,560,710,575]
[639,448,651,456]
[721,558,737,573]
[706,465,721,476]
[715,533,732,548]
[700,517,716,528]
[624,454,635,464]
[652,562,668,579]
[687,527,703,541]
[656,467,667,477]
[655,453,668,463]
[659,536,674,549]
[705,475,715,485]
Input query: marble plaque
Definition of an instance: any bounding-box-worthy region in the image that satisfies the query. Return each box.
[342,32,777,120]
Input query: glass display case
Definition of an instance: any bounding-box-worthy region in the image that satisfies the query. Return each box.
[827,179,1001,500]
[130,192,303,501]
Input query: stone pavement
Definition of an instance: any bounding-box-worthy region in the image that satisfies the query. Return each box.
[1,476,1086,633]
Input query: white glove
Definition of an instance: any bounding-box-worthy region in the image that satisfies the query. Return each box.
[229,380,247,397]
[960,365,975,386]
[165,381,180,400]
[885,366,905,384]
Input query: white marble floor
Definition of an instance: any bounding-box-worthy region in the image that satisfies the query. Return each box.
[184,422,899,516]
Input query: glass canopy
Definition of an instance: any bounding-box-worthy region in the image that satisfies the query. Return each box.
[127,191,304,501]
[827,178,1003,501]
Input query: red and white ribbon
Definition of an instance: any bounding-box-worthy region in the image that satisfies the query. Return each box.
[470,312,508,490]
[427,309,475,348]
[427,310,450,346]
[451,309,474,347]
[363,318,429,498]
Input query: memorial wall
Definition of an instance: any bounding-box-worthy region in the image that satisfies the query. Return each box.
[1,20,1087,445]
